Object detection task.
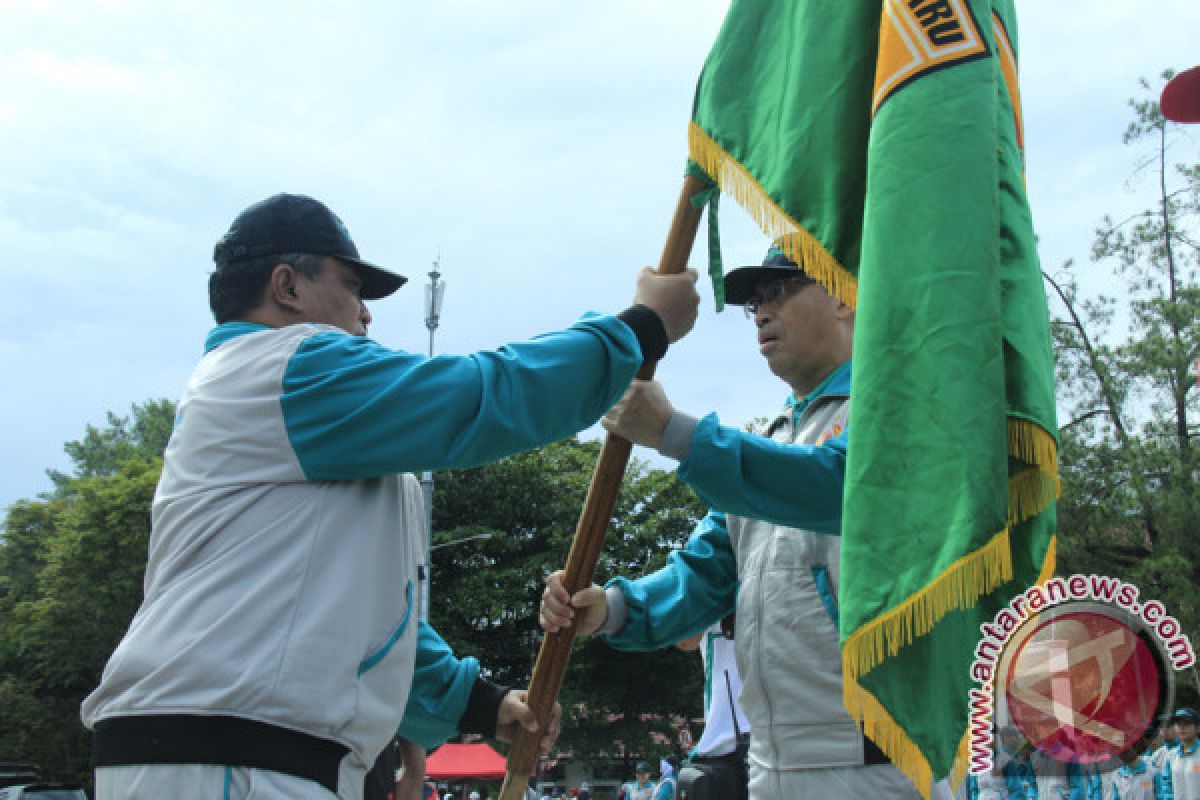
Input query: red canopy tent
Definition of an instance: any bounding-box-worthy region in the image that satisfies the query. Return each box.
[425,743,507,781]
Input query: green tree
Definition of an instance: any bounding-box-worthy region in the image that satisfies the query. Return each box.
[429,438,708,763]
[46,399,176,494]
[1047,71,1199,701]
[0,403,171,782]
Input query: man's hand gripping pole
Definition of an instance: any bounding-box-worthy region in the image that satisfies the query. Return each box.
[497,173,707,800]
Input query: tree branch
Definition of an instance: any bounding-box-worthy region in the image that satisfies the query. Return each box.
[1042,269,1161,546]
[1060,408,1114,433]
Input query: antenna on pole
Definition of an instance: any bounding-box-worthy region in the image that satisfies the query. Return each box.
[420,253,445,621]
[425,253,445,357]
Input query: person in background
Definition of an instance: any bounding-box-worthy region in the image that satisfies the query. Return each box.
[675,615,749,800]
[655,756,679,800]
[1151,715,1181,778]
[1097,742,1158,800]
[1027,715,1101,800]
[619,763,657,800]
[993,727,1037,800]
[1159,707,1200,800]
[391,739,427,800]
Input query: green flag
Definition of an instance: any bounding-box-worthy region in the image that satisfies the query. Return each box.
[688,1,1057,795]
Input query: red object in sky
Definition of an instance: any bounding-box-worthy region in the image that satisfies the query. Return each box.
[1161,66,1200,123]
[425,743,508,781]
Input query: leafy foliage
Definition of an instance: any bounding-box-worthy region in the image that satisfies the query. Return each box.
[0,403,168,782]
[46,399,175,494]
[428,438,708,764]
[1048,71,1199,704]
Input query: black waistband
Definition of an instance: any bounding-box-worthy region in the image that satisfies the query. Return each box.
[93,714,349,793]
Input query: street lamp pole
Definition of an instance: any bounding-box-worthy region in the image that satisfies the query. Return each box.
[430,531,494,551]
[420,257,445,622]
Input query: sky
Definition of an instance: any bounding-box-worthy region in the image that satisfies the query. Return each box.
[1,1,1198,515]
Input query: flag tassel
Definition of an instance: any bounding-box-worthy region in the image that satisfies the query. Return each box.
[844,675,935,798]
[842,528,1014,683]
[688,122,860,309]
[844,526,1056,800]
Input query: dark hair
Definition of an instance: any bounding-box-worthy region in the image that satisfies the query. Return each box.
[208,253,324,324]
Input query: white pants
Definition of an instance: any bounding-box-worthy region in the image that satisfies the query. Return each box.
[96,765,339,800]
[747,761,955,800]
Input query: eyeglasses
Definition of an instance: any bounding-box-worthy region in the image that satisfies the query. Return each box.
[743,275,815,318]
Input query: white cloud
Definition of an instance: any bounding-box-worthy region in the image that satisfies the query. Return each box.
[0,1,1197,511]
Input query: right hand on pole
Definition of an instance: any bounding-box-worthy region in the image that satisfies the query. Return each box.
[539,570,608,636]
[601,379,674,449]
[632,267,700,343]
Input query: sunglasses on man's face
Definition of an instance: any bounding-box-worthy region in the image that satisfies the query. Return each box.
[743,275,816,318]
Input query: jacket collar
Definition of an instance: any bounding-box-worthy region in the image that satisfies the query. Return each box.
[204,321,271,353]
[786,359,852,417]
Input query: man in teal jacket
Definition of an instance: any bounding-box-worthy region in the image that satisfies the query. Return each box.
[541,245,949,800]
[83,193,699,800]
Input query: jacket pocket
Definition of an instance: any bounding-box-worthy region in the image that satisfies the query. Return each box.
[358,580,414,676]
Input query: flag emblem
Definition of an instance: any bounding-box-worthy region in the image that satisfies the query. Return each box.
[873,0,989,114]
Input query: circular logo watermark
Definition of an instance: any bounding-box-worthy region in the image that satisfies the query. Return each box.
[996,602,1173,769]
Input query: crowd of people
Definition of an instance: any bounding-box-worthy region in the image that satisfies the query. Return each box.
[957,708,1200,800]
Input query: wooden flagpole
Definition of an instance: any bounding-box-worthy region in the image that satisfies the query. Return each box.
[497,173,707,800]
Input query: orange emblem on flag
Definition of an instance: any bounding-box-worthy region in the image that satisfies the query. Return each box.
[873,0,989,115]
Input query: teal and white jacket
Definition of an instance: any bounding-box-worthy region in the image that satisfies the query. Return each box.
[600,362,860,774]
[82,312,646,797]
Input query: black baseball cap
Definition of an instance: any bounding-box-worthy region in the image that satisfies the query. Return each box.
[634,762,650,773]
[723,242,815,306]
[213,193,407,300]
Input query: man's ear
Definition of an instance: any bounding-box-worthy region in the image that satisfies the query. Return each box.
[267,263,303,314]
[833,295,855,320]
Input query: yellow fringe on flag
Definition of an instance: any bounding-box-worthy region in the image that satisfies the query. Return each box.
[1008,417,1057,473]
[949,723,974,795]
[1036,534,1057,586]
[844,672,935,797]
[848,527,1057,799]
[1007,418,1060,525]
[842,528,1013,681]
[687,122,860,309]
[1009,467,1060,526]
[946,531,1057,794]
[950,532,1056,796]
